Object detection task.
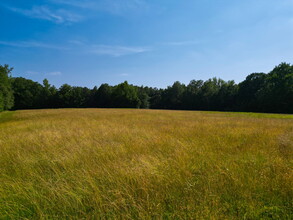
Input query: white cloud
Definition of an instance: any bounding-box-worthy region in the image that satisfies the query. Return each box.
[24,71,62,76]
[47,71,62,76]
[25,71,39,75]
[163,40,200,46]
[7,5,82,23]
[68,40,85,45]
[90,45,151,57]
[50,0,148,15]
[119,73,129,76]
[49,0,96,9]
[0,39,150,57]
[68,40,151,56]
[0,40,66,49]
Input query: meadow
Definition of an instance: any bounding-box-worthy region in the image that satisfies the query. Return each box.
[0,109,292,219]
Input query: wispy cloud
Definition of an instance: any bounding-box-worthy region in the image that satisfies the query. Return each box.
[25,70,62,76]
[49,0,97,9]
[46,71,62,76]
[1,39,150,56]
[68,40,151,56]
[50,0,148,15]
[119,73,129,76]
[7,5,82,23]
[25,71,39,76]
[90,45,151,57]
[0,40,66,49]
[163,40,200,46]
[68,40,85,45]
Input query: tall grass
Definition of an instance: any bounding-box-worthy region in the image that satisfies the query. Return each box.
[0,109,292,219]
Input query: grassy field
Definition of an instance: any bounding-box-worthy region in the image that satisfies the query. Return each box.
[0,109,292,219]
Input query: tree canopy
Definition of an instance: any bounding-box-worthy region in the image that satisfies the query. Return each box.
[1,63,292,114]
[0,65,14,111]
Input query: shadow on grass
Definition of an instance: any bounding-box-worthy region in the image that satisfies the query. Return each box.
[0,111,14,124]
[203,111,293,119]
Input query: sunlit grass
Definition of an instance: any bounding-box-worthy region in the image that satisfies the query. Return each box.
[0,109,292,219]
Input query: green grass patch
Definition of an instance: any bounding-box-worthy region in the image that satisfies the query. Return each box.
[202,110,293,119]
[0,111,14,124]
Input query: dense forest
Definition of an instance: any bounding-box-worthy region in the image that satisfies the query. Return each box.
[0,63,292,113]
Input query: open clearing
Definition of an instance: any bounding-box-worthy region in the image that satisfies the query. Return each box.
[0,109,292,219]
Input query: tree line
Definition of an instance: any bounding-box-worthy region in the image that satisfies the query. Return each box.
[0,63,292,113]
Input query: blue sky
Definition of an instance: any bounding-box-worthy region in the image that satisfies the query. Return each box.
[0,0,292,88]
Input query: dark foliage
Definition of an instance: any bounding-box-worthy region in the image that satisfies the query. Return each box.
[1,63,292,114]
[0,65,14,111]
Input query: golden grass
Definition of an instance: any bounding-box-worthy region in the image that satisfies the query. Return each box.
[0,109,292,219]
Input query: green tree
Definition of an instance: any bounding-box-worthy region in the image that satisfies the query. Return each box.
[137,86,150,109]
[238,73,266,112]
[57,84,73,108]
[11,77,43,109]
[0,64,14,111]
[199,78,223,110]
[258,63,293,113]
[184,80,203,109]
[147,87,163,109]
[216,80,238,111]
[71,87,91,107]
[112,81,140,108]
[96,84,113,107]
[41,79,58,108]
[163,81,186,109]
